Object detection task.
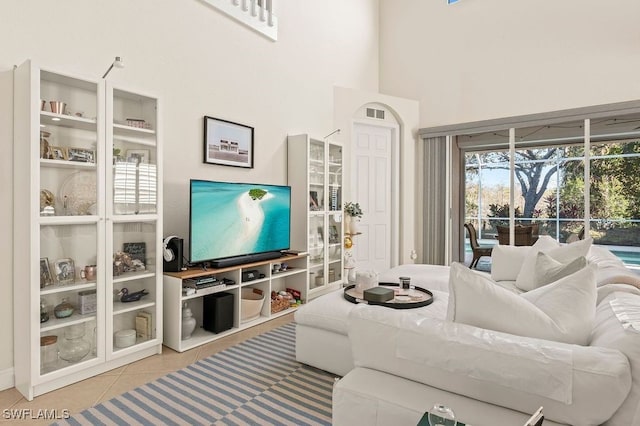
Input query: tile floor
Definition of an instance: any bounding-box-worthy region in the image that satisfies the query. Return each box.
[0,313,294,424]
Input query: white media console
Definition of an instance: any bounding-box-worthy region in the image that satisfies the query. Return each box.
[163,254,308,352]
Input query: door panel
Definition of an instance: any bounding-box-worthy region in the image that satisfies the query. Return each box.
[353,123,392,272]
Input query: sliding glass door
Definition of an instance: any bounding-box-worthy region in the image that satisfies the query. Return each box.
[589,114,640,264]
[457,111,640,267]
[513,121,585,243]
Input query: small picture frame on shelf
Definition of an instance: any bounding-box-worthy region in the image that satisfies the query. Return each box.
[49,146,67,161]
[54,258,75,284]
[126,149,150,164]
[203,116,254,168]
[123,242,146,266]
[309,191,319,210]
[39,258,53,288]
[67,147,95,163]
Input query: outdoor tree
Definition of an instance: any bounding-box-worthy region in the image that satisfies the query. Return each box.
[466,140,640,245]
[480,148,560,220]
[561,142,640,220]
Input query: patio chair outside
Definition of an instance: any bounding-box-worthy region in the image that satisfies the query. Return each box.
[464,223,493,269]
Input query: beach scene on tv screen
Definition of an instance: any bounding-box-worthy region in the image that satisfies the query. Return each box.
[191,181,290,263]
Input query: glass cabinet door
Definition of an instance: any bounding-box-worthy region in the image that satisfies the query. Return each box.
[327,214,343,285]
[38,70,103,375]
[328,143,342,212]
[109,89,158,216]
[308,214,325,288]
[309,140,325,212]
[39,223,100,374]
[109,221,158,355]
[106,86,160,359]
[39,70,101,219]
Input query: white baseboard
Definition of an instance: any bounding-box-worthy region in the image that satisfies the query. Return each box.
[0,367,14,391]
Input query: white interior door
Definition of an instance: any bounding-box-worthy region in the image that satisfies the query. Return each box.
[352,122,394,273]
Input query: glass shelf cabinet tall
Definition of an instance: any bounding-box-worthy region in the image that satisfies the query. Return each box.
[13,60,162,400]
[287,134,344,299]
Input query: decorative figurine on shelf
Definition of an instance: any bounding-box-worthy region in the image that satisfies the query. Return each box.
[113,251,146,276]
[181,301,196,340]
[39,189,55,216]
[118,288,149,303]
[113,251,133,276]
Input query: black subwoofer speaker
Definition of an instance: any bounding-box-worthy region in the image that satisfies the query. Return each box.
[163,238,183,272]
[202,292,234,334]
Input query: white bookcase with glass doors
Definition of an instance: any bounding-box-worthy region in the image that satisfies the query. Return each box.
[13,60,162,400]
[287,134,344,299]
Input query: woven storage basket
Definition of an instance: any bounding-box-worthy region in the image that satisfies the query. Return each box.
[241,288,265,322]
[271,297,290,314]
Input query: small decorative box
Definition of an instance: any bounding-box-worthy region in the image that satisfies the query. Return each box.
[363,287,394,303]
[78,290,97,314]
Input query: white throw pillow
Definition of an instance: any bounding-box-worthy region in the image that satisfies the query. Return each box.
[490,244,531,282]
[533,234,562,249]
[533,252,587,288]
[448,262,597,345]
[587,245,625,269]
[515,237,592,291]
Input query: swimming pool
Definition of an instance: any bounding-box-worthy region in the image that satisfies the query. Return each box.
[610,249,640,267]
[465,243,640,268]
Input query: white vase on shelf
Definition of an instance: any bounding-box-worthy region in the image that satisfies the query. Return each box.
[350,219,359,234]
[181,302,196,340]
[344,215,352,234]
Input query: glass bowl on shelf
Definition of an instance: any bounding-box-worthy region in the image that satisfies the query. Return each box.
[59,324,90,363]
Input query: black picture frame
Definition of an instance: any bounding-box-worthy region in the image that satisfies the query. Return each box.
[123,242,146,266]
[203,116,254,168]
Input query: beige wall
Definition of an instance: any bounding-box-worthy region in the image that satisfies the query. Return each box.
[379,0,640,127]
[0,0,379,376]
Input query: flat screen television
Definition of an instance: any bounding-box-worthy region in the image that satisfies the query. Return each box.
[189,179,291,266]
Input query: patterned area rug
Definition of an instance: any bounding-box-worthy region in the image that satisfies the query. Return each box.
[54,323,334,426]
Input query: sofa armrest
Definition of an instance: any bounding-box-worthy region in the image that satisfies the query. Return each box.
[348,304,631,426]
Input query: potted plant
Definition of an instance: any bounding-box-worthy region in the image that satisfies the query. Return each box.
[344,202,363,234]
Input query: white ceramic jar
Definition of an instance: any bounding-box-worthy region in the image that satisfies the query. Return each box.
[114,329,136,348]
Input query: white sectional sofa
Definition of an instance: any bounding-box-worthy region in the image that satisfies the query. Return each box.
[295,264,451,376]
[294,240,640,425]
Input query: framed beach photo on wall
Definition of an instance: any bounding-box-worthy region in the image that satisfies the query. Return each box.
[203,116,254,168]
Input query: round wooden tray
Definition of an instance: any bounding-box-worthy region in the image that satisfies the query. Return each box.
[343,283,434,309]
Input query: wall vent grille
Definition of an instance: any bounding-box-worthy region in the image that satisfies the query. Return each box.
[366,108,385,120]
